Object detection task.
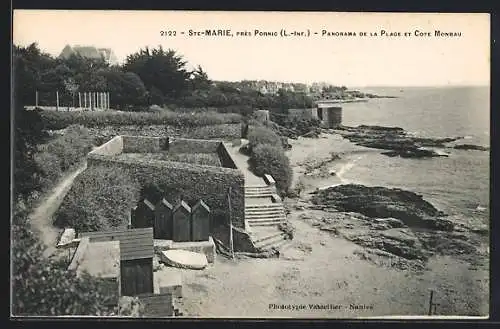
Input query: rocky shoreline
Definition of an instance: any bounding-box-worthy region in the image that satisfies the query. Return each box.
[330,125,488,158]
[285,130,489,273]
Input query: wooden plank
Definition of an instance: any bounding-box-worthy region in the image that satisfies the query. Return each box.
[81,227,153,236]
[67,237,90,271]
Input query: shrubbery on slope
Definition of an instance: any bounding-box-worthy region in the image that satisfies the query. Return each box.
[55,165,141,232]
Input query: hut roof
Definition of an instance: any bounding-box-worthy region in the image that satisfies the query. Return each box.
[173,200,191,213]
[156,198,174,210]
[79,227,154,261]
[142,198,156,211]
[192,200,210,213]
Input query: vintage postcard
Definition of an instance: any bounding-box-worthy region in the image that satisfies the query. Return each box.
[11,10,490,319]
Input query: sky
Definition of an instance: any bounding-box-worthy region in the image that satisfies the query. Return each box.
[13,10,490,87]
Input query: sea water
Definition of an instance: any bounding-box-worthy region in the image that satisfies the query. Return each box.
[334,86,490,227]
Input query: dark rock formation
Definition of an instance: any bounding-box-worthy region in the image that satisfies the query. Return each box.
[310,184,454,231]
[381,148,447,158]
[333,125,462,158]
[453,144,490,151]
[349,228,428,261]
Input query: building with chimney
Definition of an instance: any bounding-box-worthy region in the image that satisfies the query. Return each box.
[59,45,119,65]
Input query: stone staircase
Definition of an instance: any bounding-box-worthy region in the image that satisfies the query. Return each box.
[244,183,292,252]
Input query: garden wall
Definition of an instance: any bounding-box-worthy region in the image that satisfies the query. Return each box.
[216,143,237,169]
[168,138,220,154]
[87,135,246,229]
[88,135,123,156]
[87,154,245,229]
[121,135,168,153]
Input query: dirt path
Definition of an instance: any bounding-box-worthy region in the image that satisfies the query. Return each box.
[29,162,87,258]
[224,140,265,186]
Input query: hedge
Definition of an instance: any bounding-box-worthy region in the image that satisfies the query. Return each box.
[247,124,282,150]
[180,123,242,139]
[245,123,294,195]
[34,125,94,192]
[55,165,141,232]
[39,109,243,130]
[249,143,293,195]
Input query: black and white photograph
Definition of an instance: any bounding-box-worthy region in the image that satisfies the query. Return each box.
[11,10,490,318]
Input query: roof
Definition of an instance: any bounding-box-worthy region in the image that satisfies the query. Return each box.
[173,200,191,213]
[140,199,156,211]
[76,240,120,279]
[79,228,154,261]
[192,200,210,213]
[156,198,174,210]
[59,44,118,64]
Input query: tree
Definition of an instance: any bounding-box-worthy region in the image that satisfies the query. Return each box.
[124,46,191,102]
[190,65,212,90]
[100,69,149,110]
[13,43,58,106]
[13,106,46,202]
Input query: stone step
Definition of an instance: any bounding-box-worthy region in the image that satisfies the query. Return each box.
[254,233,287,249]
[252,230,287,245]
[247,214,286,221]
[245,186,274,191]
[259,237,292,252]
[245,185,273,189]
[245,208,285,215]
[245,203,284,209]
[246,213,285,220]
[247,219,285,226]
[245,189,274,192]
[245,192,274,198]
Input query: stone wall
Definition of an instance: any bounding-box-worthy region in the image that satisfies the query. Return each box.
[216,143,237,169]
[168,138,220,154]
[288,108,315,120]
[121,135,168,153]
[89,135,123,156]
[87,155,245,229]
[325,107,342,128]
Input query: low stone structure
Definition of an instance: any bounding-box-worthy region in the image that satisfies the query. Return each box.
[88,135,245,230]
[288,104,342,128]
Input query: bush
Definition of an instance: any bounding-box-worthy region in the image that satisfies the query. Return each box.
[282,117,321,136]
[249,144,293,195]
[34,151,63,188]
[55,165,141,232]
[40,109,243,130]
[12,207,118,316]
[181,124,242,139]
[44,124,94,171]
[247,125,282,150]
